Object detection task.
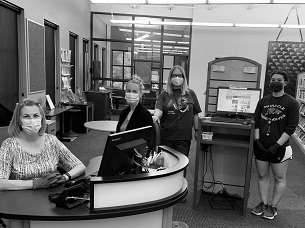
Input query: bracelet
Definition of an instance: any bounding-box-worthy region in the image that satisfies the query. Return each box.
[65,172,72,181]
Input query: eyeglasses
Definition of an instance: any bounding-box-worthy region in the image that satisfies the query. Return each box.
[172,74,183,78]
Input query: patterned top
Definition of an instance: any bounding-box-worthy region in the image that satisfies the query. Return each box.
[0,134,82,180]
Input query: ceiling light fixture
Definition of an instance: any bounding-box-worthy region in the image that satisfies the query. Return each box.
[111,19,150,24]
[192,22,234,27]
[235,23,280,28]
[280,24,305,29]
[92,0,305,3]
[115,20,305,29]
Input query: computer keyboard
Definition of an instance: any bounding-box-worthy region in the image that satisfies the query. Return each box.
[210,116,247,124]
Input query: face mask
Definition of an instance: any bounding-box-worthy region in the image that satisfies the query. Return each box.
[171,77,184,87]
[20,118,42,135]
[125,92,140,105]
[269,81,284,92]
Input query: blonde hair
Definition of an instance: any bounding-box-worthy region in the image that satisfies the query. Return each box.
[127,74,145,95]
[166,65,189,95]
[8,98,46,137]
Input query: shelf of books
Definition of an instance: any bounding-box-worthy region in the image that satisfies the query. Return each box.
[293,72,305,153]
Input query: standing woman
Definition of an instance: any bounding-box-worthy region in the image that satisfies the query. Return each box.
[152,65,201,161]
[252,70,299,220]
[0,98,86,191]
[116,75,153,133]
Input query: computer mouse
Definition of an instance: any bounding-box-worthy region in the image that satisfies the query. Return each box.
[64,180,75,188]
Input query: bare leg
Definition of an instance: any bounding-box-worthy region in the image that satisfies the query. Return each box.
[270,160,289,207]
[255,159,270,204]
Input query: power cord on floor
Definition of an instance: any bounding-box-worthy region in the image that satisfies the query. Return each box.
[201,146,242,210]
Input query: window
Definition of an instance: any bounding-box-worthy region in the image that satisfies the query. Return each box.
[112,50,131,89]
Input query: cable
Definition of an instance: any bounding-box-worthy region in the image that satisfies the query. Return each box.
[201,145,242,211]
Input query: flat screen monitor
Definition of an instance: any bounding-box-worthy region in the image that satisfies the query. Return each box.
[97,125,152,177]
[216,87,261,117]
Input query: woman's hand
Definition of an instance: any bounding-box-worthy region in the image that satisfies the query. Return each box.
[152,115,160,124]
[32,172,65,189]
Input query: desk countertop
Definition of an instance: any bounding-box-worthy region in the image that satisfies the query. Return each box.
[84,120,118,132]
[0,146,188,222]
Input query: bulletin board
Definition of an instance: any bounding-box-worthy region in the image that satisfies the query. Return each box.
[205,56,262,114]
[27,19,45,94]
[264,41,305,98]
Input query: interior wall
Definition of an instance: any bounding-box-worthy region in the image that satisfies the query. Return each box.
[190,4,305,113]
[8,0,91,105]
[91,4,305,114]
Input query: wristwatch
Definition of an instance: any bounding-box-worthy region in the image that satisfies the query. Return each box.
[65,172,72,181]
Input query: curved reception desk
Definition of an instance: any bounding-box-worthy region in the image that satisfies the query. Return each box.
[0,146,188,228]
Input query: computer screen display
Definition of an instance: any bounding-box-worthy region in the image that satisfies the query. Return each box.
[216,87,261,117]
[97,125,152,177]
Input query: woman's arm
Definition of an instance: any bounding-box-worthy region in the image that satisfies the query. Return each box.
[63,163,86,181]
[153,108,163,123]
[0,179,33,191]
[193,114,199,131]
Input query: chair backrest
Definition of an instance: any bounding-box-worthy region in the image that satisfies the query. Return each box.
[148,121,161,153]
[0,126,10,146]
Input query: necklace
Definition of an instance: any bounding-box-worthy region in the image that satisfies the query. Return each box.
[266,95,274,136]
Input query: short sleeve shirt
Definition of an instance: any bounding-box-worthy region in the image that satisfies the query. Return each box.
[0,134,82,180]
[155,89,201,140]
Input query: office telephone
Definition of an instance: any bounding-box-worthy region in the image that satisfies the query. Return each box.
[48,178,90,209]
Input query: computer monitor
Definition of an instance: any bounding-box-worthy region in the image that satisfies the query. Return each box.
[97,125,152,177]
[215,87,261,118]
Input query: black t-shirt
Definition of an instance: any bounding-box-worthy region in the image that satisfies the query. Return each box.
[155,89,201,141]
[254,93,299,147]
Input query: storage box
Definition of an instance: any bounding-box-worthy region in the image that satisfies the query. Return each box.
[46,120,56,136]
[202,132,213,140]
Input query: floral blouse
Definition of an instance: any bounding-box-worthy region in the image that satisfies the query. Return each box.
[0,134,82,180]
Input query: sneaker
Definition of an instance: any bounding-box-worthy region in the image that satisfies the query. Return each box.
[252,202,268,216]
[262,205,278,220]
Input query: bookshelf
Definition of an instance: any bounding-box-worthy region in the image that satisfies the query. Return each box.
[60,48,74,103]
[293,72,305,153]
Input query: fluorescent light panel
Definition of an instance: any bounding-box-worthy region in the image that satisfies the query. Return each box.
[235,23,279,28]
[273,0,305,3]
[207,0,270,3]
[192,22,234,27]
[92,0,304,3]
[111,19,150,24]
[280,24,305,29]
[147,0,205,3]
[116,20,305,29]
[91,0,146,3]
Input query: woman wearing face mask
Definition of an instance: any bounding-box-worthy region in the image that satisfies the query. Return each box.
[116,75,153,133]
[152,65,201,167]
[252,70,299,220]
[0,98,85,191]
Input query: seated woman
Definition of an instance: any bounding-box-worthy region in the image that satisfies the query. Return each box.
[116,75,153,133]
[0,98,86,191]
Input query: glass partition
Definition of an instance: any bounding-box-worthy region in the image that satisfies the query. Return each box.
[91,12,191,96]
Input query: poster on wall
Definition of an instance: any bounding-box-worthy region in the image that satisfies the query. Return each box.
[26,19,46,94]
[264,41,305,98]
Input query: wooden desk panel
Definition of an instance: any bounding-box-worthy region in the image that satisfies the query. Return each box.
[192,118,255,216]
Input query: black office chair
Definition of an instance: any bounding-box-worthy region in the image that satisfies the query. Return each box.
[147,121,161,155]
